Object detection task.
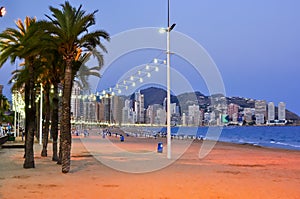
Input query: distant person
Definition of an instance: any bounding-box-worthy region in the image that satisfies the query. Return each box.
[21,128,25,141]
[84,129,89,137]
[7,123,11,134]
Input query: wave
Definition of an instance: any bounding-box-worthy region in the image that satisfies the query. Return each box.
[269,141,300,149]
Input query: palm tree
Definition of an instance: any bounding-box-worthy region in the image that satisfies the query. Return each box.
[0,17,43,168]
[42,1,109,173]
[42,52,64,161]
[74,49,104,93]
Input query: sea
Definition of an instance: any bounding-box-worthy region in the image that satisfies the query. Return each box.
[122,126,300,151]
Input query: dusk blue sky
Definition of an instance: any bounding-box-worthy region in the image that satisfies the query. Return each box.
[0,0,299,116]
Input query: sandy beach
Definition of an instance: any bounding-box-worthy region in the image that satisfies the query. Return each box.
[0,130,300,199]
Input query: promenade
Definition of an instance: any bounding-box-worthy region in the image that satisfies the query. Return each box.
[0,130,300,199]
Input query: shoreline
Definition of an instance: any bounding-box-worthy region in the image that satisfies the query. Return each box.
[118,126,300,151]
[1,130,300,199]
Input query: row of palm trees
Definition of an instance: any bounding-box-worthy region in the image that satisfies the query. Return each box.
[0,1,109,173]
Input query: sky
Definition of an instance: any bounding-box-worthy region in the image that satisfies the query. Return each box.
[0,0,299,116]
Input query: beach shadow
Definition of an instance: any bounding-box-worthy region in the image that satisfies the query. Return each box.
[228,164,266,168]
[12,175,30,179]
[69,153,99,173]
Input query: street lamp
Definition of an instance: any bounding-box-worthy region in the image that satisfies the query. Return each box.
[0,7,6,17]
[39,84,43,145]
[166,0,176,159]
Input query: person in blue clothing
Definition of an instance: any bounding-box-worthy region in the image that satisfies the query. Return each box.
[7,123,11,134]
[84,129,89,137]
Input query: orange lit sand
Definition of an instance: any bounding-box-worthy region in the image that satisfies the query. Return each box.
[0,130,299,199]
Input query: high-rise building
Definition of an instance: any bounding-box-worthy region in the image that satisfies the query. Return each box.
[71,82,82,120]
[182,113,187,126]
[243,108,253,123]
[96,101,105,122]
[111,95,125,125]
[134,91,145,123]
[255,100,267,125]
[147,104,163,125]
[156,108,166,125]
[122,107,129,124]
[103,96,111,123]
[122,99,131,124]
[227,103,239,122]
[170,103,177,114]
[82,97,96,122]
[188,104,201,126]
[278,102,286,121]
[268,102,275,122]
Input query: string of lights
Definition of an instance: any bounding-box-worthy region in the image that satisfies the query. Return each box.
[70,56,167,100]
[97,57,166,99]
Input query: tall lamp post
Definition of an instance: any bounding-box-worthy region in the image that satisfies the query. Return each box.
[39,84,43,145]
[166,0,176,159]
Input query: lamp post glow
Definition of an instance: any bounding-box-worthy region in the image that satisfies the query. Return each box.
[0,7,6,17]
[166,0,176,159]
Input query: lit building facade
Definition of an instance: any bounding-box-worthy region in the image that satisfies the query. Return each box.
[227,103,239,122]
[255,100,267,125]
[268,102,275,123]
[278,102,286,121]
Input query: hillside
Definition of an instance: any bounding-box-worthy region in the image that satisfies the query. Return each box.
[132,87,300,122]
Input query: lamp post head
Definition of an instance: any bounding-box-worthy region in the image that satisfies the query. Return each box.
[0,7,6,17]
[159,23,176,33]
[169,23,176,31]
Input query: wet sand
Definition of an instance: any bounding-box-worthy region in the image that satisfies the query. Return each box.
[0,130,299,199]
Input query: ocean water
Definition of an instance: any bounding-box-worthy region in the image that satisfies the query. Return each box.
[124,126,300,151]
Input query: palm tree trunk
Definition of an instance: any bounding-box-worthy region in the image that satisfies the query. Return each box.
[61,59,73,173]
[23,76,36,168]
[23,85,29,159]
[41,85,50,157]
[51,83,59,161]
[57,138,62,165]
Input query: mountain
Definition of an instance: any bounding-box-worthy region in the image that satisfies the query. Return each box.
[130,87,179,108]
[133,87,300,123]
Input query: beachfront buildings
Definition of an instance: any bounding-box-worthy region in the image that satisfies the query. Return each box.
[268,102,275,123]
[134,91,145,123]
[69,85,289,126]
[255,100,267,125]
[227,103,239,122]
[188,104,203,126]
[243,108,254,123]
[278,102,286,121]
[266,102,286,124]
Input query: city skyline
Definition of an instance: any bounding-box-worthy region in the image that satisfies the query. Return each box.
[68,85,292,127]
[0,0,299,116]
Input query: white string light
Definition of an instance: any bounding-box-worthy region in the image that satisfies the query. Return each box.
[82,57,167,101]
[101,59,165,96]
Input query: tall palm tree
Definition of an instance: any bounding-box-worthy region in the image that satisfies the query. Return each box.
[36,50,63,159]
[42,51,64,162]
[0,17,42,168]
[42,1,109,173]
